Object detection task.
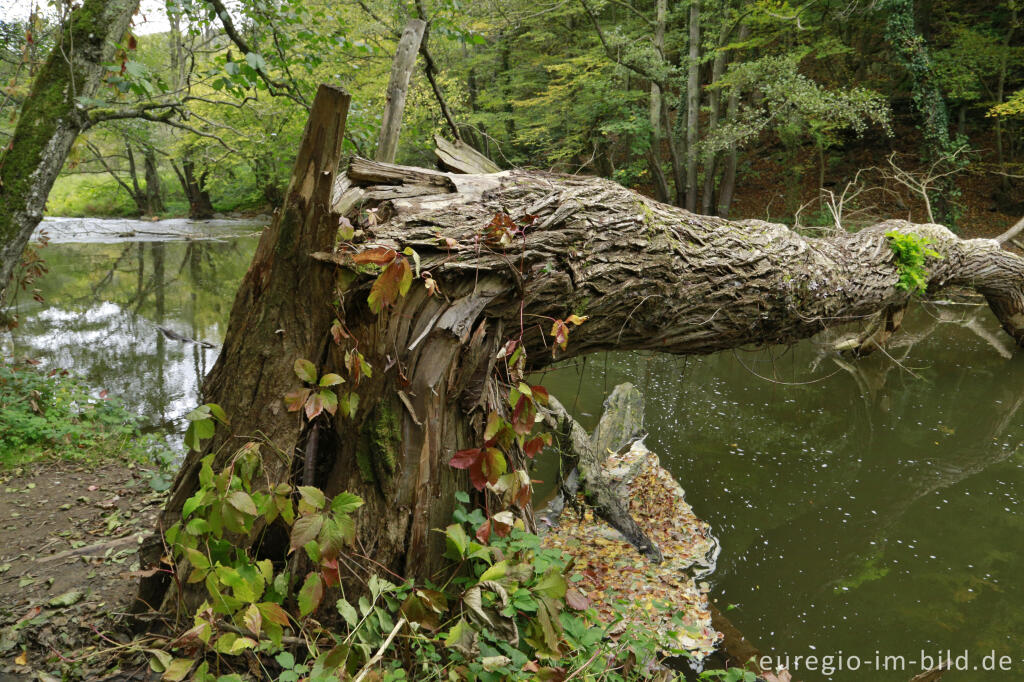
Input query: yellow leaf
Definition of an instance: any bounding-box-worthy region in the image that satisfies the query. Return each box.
[15,651,27,666]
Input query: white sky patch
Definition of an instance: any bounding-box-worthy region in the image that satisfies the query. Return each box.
[1,0,171,35]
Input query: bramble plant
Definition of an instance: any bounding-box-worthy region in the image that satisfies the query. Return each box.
[885,230,942,296]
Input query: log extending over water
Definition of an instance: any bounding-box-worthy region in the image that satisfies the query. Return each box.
[139,119,1024,614]
[340,159,1024,356]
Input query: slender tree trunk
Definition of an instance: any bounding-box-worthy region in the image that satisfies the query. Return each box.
[685,0,701,212]
[139,151,1024,616]
[701,16,732,215]
[375,19,427,164]
[994,7,1018,192]
[0,0,139,300]
[144,148,164,216]
[884,0,956,222]
[716,24,749,218]
[646,0,670,203]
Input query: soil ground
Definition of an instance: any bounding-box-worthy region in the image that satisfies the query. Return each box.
[0,459,165,680]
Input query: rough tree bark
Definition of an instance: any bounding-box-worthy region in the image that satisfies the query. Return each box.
[138,116,1024,616]
[0,0,139,300]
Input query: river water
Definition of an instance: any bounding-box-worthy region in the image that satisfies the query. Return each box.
[4,218,1023,681]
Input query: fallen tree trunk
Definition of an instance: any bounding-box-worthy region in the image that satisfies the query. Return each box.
[138,134,1024,615]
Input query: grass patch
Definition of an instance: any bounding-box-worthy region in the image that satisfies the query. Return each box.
[0,358,174,483]
[45,172,190,218]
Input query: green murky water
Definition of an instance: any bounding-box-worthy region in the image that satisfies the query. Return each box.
[537,308,1024,681]
[5,218,1024,680]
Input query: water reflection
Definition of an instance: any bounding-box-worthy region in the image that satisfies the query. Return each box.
[538,306,1024,681]
[2,219,260,437]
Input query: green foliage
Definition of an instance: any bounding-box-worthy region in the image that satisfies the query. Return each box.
[0,358,167,469]
[885,230,942,295]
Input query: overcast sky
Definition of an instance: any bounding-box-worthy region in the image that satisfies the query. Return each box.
[1,0,172,35]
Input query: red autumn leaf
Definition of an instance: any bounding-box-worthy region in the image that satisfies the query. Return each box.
[511,395,537,436]
[449,448,482,470]
[330,319,349,344]
[127,34,137,50]
[480,447,507,486]
[367,257,412,314]
[351,246,397,265]
[550,319,569,352]
[304,391,324,420]
[284,388,311,412]
[523,435,547,458]
[530,385,550,406]
[475,519,491,544]
[514,479,532,508]
[321,558,340,587]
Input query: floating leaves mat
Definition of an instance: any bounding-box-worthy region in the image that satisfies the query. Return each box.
[540,440,722,659]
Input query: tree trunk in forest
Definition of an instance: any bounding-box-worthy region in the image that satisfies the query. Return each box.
[701,20,732,215]
[646,0,670,204]
[173,157,215,220]
[883,0,956,223]
[716,24,749,218]
[138,106,1024,617]
[685,0,701,212]
[375,19,426,164]
[144,148,165,216]
[0,0,139,302]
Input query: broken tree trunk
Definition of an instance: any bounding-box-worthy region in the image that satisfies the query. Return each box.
[374,19,426,164]
[139,124,1024,616]
[135,84,350,613]
[433,134,500,174]
[542,383,663,562]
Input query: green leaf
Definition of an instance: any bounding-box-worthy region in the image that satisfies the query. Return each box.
[48,590,83,607]
[214,632,257,655]
[244,51,267,72]
[336,597,359,627]
[444,617,478,657]
[534,569,567,600]
[226,491,257,517]
[319,389,338,416]
[207,403,228,424]
[331,492,363,515]
[290,514,324,553]
[163,657,195,681]
[293,358,317,383]
[297,486,326,511]
[443,523,469,559]
[186,405,211,421]
[298,573,324,616]
[184,547,210,571]
[478,559,508,583]
[182,490,207,519]
[338,392,359,419]
[319,373,344,387]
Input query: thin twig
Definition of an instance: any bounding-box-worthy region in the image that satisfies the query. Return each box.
[353,617,407,682]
